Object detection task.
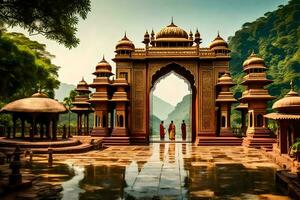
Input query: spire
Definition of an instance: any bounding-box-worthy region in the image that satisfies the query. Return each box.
[82,76,84,81]
[217,31,220,37]
[290,80,295,91]
[286,80,298,97]
[171,16,174,25]
[102,54,105,61]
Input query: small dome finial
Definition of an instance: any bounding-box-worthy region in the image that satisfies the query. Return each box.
[171,16,174,25]
[290,80,295,91]
[102,54,105,61]
[217,31,220,37]
[82,76,84,81]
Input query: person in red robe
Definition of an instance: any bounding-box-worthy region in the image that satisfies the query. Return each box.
[181,120,186,140]
[160,121,165,140]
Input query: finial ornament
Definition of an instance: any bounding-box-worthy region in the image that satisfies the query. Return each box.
[217,31,220,37]
[82,76,84,81]
[171,16,174,25]
[290,80,295,91]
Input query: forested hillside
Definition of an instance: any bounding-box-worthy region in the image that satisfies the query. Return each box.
[228,0,300,127]
[229,0,300,101]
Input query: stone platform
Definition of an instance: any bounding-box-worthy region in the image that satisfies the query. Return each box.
[197,136,243,146]
[0,136,103,154]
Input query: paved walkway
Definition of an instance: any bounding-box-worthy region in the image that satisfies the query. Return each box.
[30,143,289,200]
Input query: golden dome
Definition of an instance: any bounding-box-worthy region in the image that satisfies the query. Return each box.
[243,51,265,68]
[156,21,188,40]
[76,78,90,93]
[94,56,112,73]
[273,81,300,113]
[209,33,228,49]
[115,33,135,51]
[0,93,67,113]
[219,73,233,82]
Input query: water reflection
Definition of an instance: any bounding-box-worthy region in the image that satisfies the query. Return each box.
[31,143,289,200]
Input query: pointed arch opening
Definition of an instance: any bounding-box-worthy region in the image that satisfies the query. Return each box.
[148,63,196,143]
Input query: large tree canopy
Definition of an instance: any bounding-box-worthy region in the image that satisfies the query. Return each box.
[0,28,60,102]
[0,0,91,48]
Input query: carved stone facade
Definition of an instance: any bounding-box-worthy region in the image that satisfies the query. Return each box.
[112,22,232,143]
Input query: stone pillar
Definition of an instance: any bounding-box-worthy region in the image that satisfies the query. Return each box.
[21,118,25,139]
[12,115,17,138]
[9,146,22,185]
[52,118,57,141]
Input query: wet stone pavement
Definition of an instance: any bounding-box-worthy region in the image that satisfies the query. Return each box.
[28,143,290,200]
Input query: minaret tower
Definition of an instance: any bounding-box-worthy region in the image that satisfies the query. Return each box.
[240,51,276,148]
[89,56,113,136]
[216,73,237,136]
[71,78,93,135]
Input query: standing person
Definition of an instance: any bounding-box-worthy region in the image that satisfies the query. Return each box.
[160,121,165,140]
[181,120,186,141]
[168,121,176,141]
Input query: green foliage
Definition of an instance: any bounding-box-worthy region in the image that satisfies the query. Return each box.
[0,0,91,48]
[229,0,300,126]
[291,138,300,154]
[0,28,60,102]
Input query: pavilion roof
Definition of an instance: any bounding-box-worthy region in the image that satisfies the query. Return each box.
[0,93,67,114]
[264,113,300,120]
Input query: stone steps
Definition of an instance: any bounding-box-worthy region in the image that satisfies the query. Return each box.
[102,137,131,147]
[198,137,243,146]
[243,137,276,149]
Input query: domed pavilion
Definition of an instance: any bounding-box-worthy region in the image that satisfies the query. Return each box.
[0,92,67,141]
[265,81,300,156]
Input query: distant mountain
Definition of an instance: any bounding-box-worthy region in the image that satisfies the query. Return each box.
[152,95,174,120]
[165,94,192,137]
[54,82,76,102]
[150,114,161,136]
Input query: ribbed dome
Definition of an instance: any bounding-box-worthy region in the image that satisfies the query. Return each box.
[243,52,265,68]
[76,78,90,93]
[273,83,300,113]
[115,33,135,51]
[209,33,228,49]
[217,73,235,86]
[95,57,112,72]
[156,22,188,39]
[0,93,67,113]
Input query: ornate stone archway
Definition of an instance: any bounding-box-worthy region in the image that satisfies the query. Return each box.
[148,63,197,142]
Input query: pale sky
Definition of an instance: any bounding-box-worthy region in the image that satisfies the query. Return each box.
[9,0,288,104]
[153,72,191,106]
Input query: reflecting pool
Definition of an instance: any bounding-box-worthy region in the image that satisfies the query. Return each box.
[30,143,290,200]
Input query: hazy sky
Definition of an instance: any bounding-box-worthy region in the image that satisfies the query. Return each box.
[10,0,288,104]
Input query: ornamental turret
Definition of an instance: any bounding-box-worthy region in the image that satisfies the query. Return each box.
[209,32,230,55]
[194,28,201,45]
[240,51,276,148]
[89,56,113,136]
[115,33,135,56]
[71,78,93,135]
[143,30,150,46]
[216,73,237,136]
[111,78,129,137]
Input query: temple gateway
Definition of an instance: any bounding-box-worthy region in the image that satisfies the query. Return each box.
[75,21,275,146]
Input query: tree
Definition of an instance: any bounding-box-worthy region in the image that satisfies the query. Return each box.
[0,29,60,102]
[0,0,91,48]
[63,90,78,137]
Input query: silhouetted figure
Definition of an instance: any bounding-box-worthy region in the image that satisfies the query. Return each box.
[181,120,186,140]
[160,121,165,140]
[168,120,176,141]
